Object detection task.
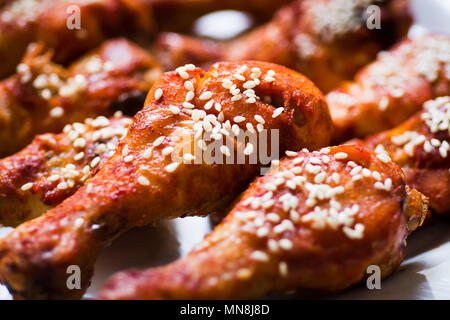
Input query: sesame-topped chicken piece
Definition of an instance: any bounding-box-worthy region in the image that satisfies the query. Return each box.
[0,113,132,227]
[0,0,156,79]
[0,38,161,157]
[99,145,428,300]
[156,0,412,92]
[0,61,332,299]
[329,34,450,143]
[351,97,450,216]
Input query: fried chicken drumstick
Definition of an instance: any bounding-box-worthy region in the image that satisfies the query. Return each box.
[0,38,161,157]
[0,114,132,227]
[0,61,332,299]
[351,97,450,216]
[328,34,450,142]
[99,145,428,299]
[0,0,157,79]
[156,0,412,92]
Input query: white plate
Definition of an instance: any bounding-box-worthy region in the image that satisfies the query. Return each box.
[1,0,450,300]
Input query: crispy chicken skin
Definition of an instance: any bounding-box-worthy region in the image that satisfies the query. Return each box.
[0,61,332,299]
[0,0,156,79]
[99,145,428,300]
[351,97,450,216]
[155,0,412,92]
[328,34,450,143]
[0,38,161,157]
[0,114,132,227]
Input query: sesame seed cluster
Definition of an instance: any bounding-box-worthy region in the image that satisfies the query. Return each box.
[134,63,286,185]
[16,61,88,102]
[328,36,450,113]
[309,0,373,42]
[390,97,450,159]
[203,147,396,278]
[20,113,131,194]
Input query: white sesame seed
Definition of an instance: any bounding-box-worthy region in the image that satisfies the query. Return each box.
[184,81,194,91]
[279,262,288,276]
[374,182,385,190]
[143,148,152,159]
[182,102,195,109]
[204,100,214,110]
[48,175,60,182]
[73,138,86,148]
[162,147,174,156]
[169,105,180,114]
[314,172,326,184]
[334,152,348,159]
[154,88,163,100]
[372,171,382,181]
[384,178,392,191]
[91,156,100,168]
[266,213,280,223]
[49,106,64,118]
[165,162,180,173]
[237,66,248,74]
[124,155,134,163]
[376,153,391,163]
[21,182,33,191]
[254,115,265,124]
[137,176,150,186]
[250,251,269,262]
[285,151,297,157]
[57,182,68,190]
[279,239,293,250]
[185,91,194,101]
[272,107,284,118]
[256,227,269,238]
[74,152,85,161]
[233,116,245,123]
[184,64,196,71]
[199,91,213,100]
[176,67,189,79]
[153,136,165,147]
[231,94,242,101]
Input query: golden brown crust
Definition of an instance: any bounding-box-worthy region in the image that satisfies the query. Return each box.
[99,145,427,300]
[0,38,161,156]
[0,61,332,299]
[328,34,450,142]
[353,96,450,215]
[155,0,412,92]
[0,114,132,227]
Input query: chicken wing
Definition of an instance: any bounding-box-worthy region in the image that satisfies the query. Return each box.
[0,61,332,299]
[328,34,450,142]
[0,0,156,79]
[0,114,132,227]
[155,0,412,92]
[0,38,161,157]
[352,96,450,216]
[98,144,428,299]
